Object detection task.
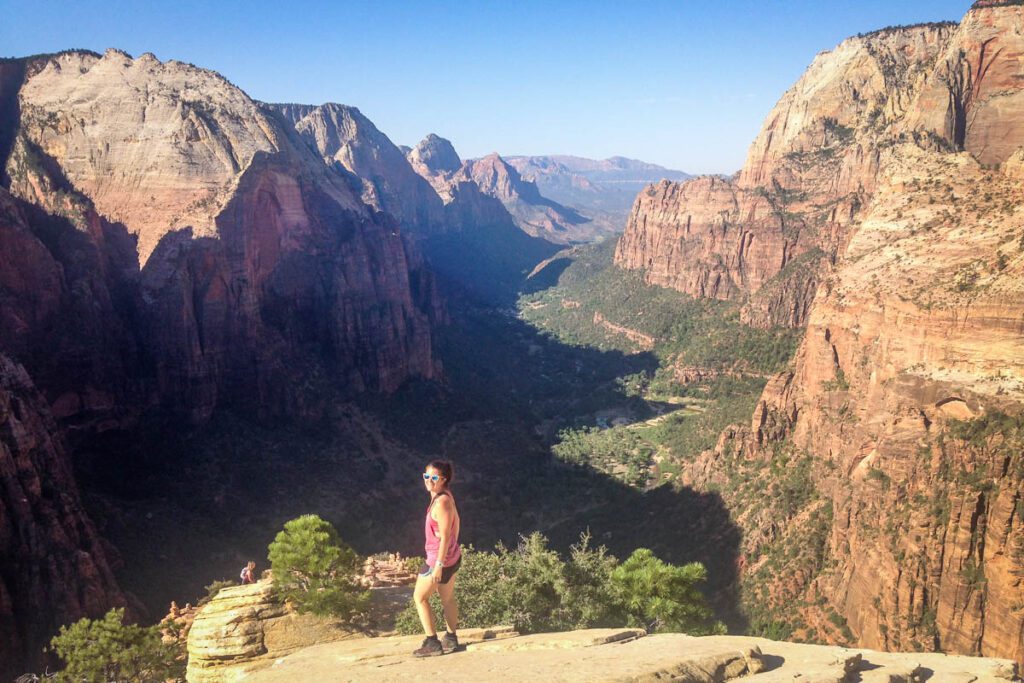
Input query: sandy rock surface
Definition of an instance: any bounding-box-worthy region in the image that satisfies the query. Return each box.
[234,628,1017,683]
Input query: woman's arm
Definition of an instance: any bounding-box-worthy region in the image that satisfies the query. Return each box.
[432,496,453,583]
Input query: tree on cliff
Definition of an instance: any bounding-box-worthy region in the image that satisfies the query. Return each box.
[267,514,370,619]
[611,548,719,633]
[48,608,184,683]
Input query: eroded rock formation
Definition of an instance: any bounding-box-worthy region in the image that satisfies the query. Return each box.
[0,48,443,670]
[615,22,957,328]
[4,48,440,425]
[664,1,1024,665]
[185,580,354,683]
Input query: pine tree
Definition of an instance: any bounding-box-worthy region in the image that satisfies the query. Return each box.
[49,608,184,683]
[611,548,724,634]
[267,514,370,619]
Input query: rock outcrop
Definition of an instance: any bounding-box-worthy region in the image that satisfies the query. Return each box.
[4,49,440,426]
[749,145,1023,662]
[402,135,560,302]
[901,2,1024,165]
[271,103,447,235]
[0,355,125,678]
[267,110,560,302]
[185,580,356,683]
[407,133,462,176]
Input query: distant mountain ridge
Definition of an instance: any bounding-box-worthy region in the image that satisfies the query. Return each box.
[507,155,689,200]
[505,155,691,235]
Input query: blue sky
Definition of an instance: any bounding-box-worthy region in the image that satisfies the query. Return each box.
[2,1,972,174]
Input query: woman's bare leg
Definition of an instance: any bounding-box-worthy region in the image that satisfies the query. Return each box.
[436,575,458,633]
[414,575,438,636]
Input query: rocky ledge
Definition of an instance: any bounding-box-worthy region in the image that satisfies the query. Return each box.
[239,627,1017,683]
[184,579,1018,681]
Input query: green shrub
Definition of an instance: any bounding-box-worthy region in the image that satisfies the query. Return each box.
[49,608,184,683]
[394,532,720,636]
[611,548,723,634]
[267,514,369,619]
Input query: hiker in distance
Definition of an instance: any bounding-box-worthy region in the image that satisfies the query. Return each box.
[413,460,462,657]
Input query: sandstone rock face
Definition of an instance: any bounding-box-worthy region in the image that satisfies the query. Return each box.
[901,3,1024,166]
[639,2,1024,666]
[268,112,559,303]
[0,182,141,431]
[402,135,560,302]
[272,103,447,235]
[15,50,293,264]
[0,49,442,671]
[759,146,1024,663]
[615,23,956,328]
[0,354,125,678]
[407,133,462,175]
[3,50,439,425]
[185,580,355,683]
[682,87,1024,674]
[461,153,594,244]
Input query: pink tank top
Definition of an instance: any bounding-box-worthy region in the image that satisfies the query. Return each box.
[425,492,461,567]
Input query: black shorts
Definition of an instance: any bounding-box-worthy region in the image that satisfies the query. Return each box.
[419,556,461,584]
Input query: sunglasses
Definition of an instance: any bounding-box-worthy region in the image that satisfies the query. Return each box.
[422,473,442,482]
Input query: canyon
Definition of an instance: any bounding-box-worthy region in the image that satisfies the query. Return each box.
[1,0,1022,677]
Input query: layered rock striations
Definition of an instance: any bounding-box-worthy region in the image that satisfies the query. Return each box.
[747,146,1024,663]
[0,354,125,677]
[0,48,443,670]
[616,23,957,328]
[185,580,355,683]
[901,2,1024,166]
[14,50,289,264]
[4,49,440,426]
[665,1,1024,665]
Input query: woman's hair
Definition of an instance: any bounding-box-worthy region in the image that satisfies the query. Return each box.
[427,460,454,484]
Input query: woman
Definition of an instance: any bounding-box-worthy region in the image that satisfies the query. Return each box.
[413,460,461,657]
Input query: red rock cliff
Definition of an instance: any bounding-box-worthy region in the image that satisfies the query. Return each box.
[671,3,1024,665]
[0,354,126,677]
[615,23,956,328]
[4,50,440,425]
[0,49,443,672]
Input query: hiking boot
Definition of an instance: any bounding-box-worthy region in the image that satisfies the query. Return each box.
[441,631,459,654]
[413,635,443,657]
